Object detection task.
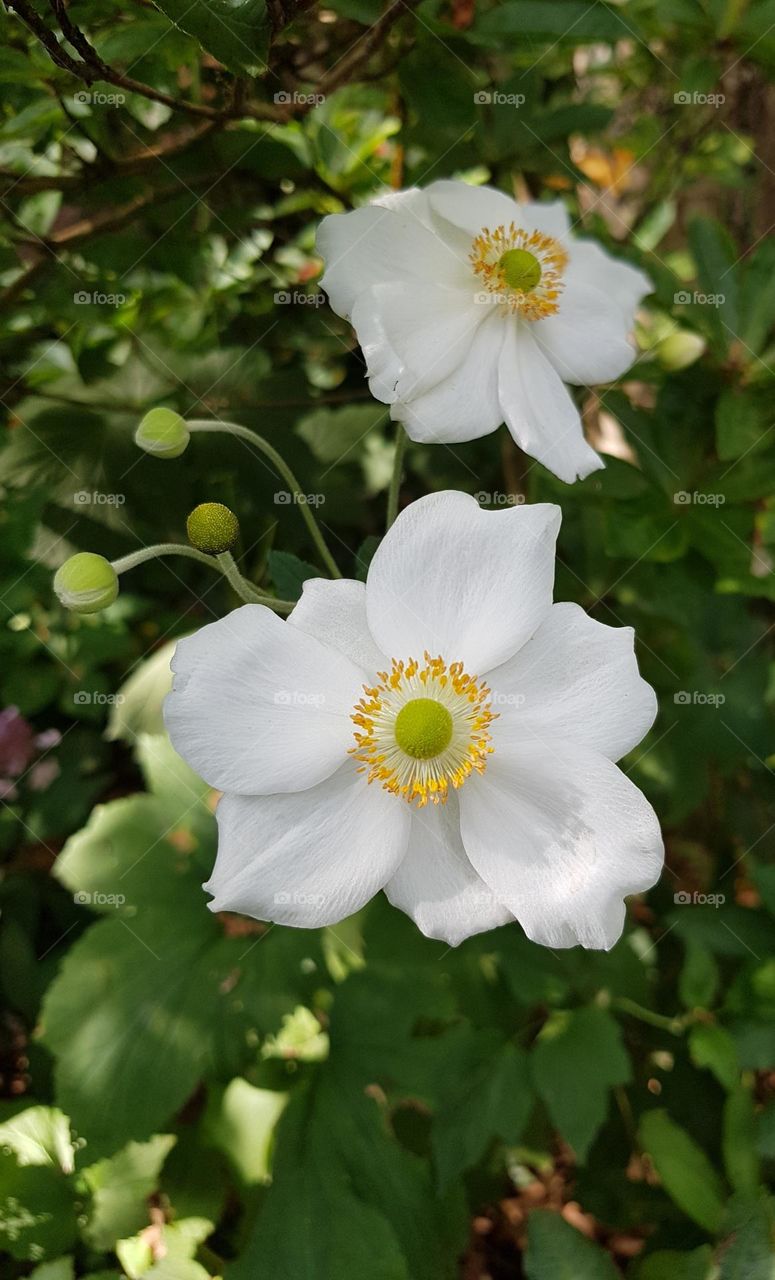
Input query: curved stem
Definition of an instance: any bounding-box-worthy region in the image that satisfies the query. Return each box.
[187,419,341,579]
[111,544,294,613]
[386,424,407,530]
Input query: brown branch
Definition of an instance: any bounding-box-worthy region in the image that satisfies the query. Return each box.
[316,0,419,97]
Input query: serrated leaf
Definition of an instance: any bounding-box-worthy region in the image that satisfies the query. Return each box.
[151,0,269,77]
[267,549,318,600]
[83,1134,176,1250]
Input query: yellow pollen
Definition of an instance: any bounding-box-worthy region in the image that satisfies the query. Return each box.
[471,223,568,319]
[350,653,496,807]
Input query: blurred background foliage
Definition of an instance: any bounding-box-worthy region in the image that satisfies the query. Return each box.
[0,0,774,1276]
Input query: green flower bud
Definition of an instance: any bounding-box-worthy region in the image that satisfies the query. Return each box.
[135,408,189,459]
[656,331,706,372]
[186,503,240,555]
[54,553,119,614]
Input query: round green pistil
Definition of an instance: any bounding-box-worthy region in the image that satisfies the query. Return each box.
[394,698,454,760]
[499,248,542,292]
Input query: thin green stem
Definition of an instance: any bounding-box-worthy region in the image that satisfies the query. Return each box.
[612,997,686,1035]
[216,551,293,612]
[386,424,407,530]
[187,419,342,579]
[111,543,294,613]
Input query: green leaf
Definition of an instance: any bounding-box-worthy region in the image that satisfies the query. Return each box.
[531,1007,631,1161]
[639,1109,725,1232]
[297,403,387,465]
[432,1030,533,1187]
[151,0,269,76]
[715,388,773,461]
[472,1,631,43]
[524,1210,620,1279]
[634,1246,714,1280]
[0,1106,74,1172]
[689,1023,740,1090]
[0,1149,77,1261]
[722,1086,759,1198]
[28,1260,75,1280]
[267,549,319,600]
[83,1135,177,1250]
[203,1079,287,1185]
[719,1195,775,1280]
[679,939,719,1009]
[687,216,739,351]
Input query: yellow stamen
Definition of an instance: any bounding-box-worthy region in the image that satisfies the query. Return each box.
[351,652,496,807]
[471,223,568,319]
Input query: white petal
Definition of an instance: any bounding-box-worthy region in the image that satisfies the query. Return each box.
[385,793,512,945]
[534,282,639,385]
[289,578,385,674]
[365,281,484,402]
[164,605,362,795]
[459,742,663,950]
[365,490,560,672]
[567,240,652,327]
[426,180,569,241]
[351,290,404,403]
[393,311,506,443]
[488,602,658,761]
[317,200,466,321]
[207,762,411,927]
[498,323,604,484]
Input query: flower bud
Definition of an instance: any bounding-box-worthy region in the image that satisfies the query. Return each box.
[186,503,240,555]
[135,408,189,459]
[656,331,706,372]
[54,553,118,614]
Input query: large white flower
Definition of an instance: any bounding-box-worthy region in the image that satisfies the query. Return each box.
[164,492,662,949]
[317,181,652,484]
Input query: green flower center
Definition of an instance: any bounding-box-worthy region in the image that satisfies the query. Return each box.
[394,698,454,760]
[499,248,542,292]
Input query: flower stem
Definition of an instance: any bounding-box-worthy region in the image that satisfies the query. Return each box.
[187,419,341,579]
[111,544,294,613]
[386,424,407,529]
[612,997,686,1035]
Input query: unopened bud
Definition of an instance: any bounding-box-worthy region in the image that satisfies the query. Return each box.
[186,503,240,555]
[135,408,189,458]
[656,331,706,372]
[54,553,118,614]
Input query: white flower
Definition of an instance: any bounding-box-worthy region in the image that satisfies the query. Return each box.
[164,492,663,949]
[317,181,652,484]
